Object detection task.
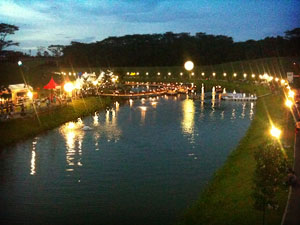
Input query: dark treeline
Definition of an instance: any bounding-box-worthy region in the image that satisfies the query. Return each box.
[62,28,300,67]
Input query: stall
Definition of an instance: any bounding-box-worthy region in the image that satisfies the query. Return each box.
[8,83,33,104]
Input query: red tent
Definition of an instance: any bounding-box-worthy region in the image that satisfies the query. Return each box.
[44,77,58,89]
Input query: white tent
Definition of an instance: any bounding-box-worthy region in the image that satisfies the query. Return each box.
[8,83,33,103]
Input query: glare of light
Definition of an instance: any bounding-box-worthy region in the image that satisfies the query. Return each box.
[64,82,74,93]
[158,72,160,75]
[137,72,139,75]
[243,73,247,78]
[93,113,99,126]
[18,60,22,66]
[182,99,195,135]
[288,90,295,98]
[252,74,255,78]
[92,80,98,86]
[69,72,71,75]
[233,73,237,77]
[268,76,274,82]
[67,122,75,129]
[184,61,194,71]
[180,72,183,76]
[259,75,263,79]
[73,73,76,76]
[140,106,147,111]
[281,79,286,84]
[129,99,133,107]
[223,73,227,77]
[146,72,149,75]
[127,72,129,75]
[201,72,205,76]
[168,72,171,75]
[191,72,194,76]
[30,150,36,175]
[275,77,279,82]
[27,91,33,99]
[212,72,216,76]
[285,99,293,108]
[270,126,281,139]
[112,78,116,83]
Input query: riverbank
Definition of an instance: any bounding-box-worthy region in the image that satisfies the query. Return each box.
[0,96,111,149]
[180,93,295,225]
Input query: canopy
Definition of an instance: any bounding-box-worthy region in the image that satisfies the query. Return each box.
[9,83,33,92]
[44,77,58,89]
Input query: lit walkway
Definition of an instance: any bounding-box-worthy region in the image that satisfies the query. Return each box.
[282,131,300,225]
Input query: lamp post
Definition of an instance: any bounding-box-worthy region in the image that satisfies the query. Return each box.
[270,125,281,140]
[184,61,194,81]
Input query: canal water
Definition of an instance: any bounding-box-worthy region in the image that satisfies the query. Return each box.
[1,95,255,225]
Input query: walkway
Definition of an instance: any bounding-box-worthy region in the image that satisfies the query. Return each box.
[282,126,300,224]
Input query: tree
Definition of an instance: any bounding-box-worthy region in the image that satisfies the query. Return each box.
[48,45,64,57]
[43,51,50,57]
[0,23,19,52]
[36,46,45,57]
[252,141,288,225]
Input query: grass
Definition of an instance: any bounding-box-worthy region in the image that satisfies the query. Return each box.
[0,96,111,149]
[178,92,295,225]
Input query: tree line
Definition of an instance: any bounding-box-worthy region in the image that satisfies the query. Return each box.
[0,22,299,66]
[61,28,300,67]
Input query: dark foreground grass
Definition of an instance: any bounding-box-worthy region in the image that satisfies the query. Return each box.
[179,93,294,225]
[0,96,111,149]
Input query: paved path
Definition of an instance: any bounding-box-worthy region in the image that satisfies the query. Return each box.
[282,126,300,225]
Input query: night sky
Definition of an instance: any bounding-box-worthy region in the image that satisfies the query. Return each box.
[0,0,300,53]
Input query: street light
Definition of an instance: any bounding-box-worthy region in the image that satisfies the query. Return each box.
[233,73,237,77]
[270,125,281,139]
[285,99,293,108]
[288,90,295,98]
[184,61,194,71]
[223,73,227,77]
[18,61,22,66]
[64,82,74,93]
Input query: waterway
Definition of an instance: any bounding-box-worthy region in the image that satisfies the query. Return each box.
[1,95,255,225]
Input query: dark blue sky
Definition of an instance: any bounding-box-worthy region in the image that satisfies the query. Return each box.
[1,0,299,53]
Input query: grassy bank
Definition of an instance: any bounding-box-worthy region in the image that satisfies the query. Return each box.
[0,96,111,149]
[180,93,294,225]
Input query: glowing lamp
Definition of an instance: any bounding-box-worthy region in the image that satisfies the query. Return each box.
[285,99,293,108]
[184,61,194,71]
[64,82,74,93]
[270,126,281,139]
[27,91,33,99]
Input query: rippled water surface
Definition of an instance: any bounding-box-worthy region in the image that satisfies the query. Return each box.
[1,95,255,225]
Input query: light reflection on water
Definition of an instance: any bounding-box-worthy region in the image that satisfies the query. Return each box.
[1,95,256,225]
[60,121,84,172]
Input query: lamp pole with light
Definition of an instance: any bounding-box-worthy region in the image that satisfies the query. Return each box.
[184,61,194,81]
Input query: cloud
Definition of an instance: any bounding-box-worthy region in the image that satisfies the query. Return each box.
[0,0,54,22]
[2,0,300,52]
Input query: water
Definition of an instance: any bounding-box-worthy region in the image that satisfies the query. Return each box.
[0,95,255,225]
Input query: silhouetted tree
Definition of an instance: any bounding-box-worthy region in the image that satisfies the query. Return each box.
[0,23,19,52]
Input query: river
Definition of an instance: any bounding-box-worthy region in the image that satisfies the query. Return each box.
[1,95,254,225]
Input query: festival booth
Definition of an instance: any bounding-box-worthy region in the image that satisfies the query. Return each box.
[8,83,33,104]
[44,77,60,101]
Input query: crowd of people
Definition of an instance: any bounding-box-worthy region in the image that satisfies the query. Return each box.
[0,94,71,121]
